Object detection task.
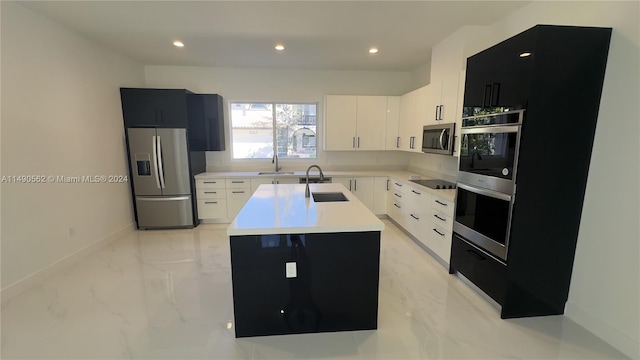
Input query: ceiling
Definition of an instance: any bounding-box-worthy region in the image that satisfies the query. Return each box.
[20,1,530,72]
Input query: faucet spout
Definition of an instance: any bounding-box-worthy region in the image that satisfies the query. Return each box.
[305,164,324,198]
[272,154,281,172]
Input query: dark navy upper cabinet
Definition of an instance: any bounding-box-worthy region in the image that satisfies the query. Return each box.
[120,88,190,128]
[464,28,536,115]
[120,88,225,151]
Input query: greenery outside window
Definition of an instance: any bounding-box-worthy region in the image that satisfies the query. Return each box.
[231,102,317,159]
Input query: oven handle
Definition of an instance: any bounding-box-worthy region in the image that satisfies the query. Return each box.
[457,183,512,202]
[461,125,520,135]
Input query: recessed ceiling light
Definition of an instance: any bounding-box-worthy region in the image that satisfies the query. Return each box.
[173,41,184,48]
[369,48,379,54]
[519,52,531,57]
[275,44,285,51]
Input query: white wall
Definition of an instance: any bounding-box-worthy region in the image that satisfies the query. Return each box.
[144,66,414,172]
[472,2,639,358]
[0,3,145,298]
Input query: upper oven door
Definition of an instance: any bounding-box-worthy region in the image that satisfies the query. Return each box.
[458,125,520,193]
[422,124,454,155]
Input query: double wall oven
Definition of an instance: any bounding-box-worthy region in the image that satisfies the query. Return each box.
[454,110,524,261]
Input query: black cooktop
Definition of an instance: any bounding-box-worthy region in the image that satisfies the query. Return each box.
[410,179,457,190]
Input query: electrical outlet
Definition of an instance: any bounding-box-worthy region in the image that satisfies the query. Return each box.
[285,262,297,278]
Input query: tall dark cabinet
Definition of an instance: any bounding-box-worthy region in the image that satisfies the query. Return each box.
[120,88,225,229]
[450,25,612,318]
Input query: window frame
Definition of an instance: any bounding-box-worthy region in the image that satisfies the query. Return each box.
[228,101,319,162]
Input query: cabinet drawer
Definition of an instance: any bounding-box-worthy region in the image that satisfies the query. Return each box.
[432,196,454,217]
[450,234,506,305]
[226,188,250,198]
[197,199,228,219]
[391,180,405,193]
[430,210,453,230]
[196,178,225,189]
[196,188,225,199]
[428,224,452,263]
[226,178,250,189]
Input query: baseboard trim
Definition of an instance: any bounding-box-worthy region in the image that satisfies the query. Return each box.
[565,302,639,359]
[1,222,136,304]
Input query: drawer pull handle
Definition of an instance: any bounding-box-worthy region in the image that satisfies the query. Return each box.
[433,214,446,222]
[232,191,245,194]
[410,214,419,220]
[394,193,402,198]
[433,228,445,236]
[411,190,421,195]
[394,203,401,208]
[205,201,218,204]
[204,191,217,194]
[203,181,217,184]
[466,249,486,261]
[395,183,402,187]
[231,181,244,184]
[435,200,448,206]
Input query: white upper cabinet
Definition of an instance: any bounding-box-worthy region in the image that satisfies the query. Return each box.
[325,95,396,151]
[355,96,388,150]
[385,97,400,150]
[398,88,422,152]
[324,95,358,151]
[426,72,461,125]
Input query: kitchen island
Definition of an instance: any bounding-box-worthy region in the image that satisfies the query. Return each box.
[227,183,384,337]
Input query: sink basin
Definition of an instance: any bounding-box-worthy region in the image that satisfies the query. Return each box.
[312,192,349,202]
[258,171,295,175]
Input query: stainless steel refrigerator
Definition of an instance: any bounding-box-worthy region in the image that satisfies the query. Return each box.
[127,128,194,229]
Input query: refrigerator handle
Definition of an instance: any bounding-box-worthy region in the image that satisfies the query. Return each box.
[152,135,161,189]
[156,135,166,189]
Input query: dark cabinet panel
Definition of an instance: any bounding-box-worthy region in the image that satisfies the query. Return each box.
[121,88,225,151]
[186,94,225,151]
[230,232,381,338]
[450,234,506,305]
[453,25,612,319]
[463,27,536,115]
[120,88,189,128]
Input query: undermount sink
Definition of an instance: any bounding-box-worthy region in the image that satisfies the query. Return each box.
[312,192,349,202]
[258,171,295,175]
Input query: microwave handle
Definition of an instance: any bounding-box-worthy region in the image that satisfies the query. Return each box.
[439,129,446,150]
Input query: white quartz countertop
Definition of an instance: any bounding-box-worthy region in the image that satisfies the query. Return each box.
[197,170,456,201]
[227,183,385,236]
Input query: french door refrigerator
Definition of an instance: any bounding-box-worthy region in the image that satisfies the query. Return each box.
[127,128,194,229]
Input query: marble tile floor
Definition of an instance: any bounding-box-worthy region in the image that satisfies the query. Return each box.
[1,220,628,359]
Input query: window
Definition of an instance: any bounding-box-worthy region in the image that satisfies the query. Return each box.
[231,102,317,159]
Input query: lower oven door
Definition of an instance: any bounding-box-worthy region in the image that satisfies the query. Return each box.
[454,183,513,260]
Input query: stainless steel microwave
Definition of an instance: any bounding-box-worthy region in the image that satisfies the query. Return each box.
[422,123,455,155]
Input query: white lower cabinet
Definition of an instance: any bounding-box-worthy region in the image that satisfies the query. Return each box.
[225,179,251,219]
[387,178,455,266]
[373,177,389,215]
[250,177,299,193]
[196,179,228,220]
[333,177,375,211]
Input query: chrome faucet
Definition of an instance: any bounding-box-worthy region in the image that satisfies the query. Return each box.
[305,164,325,197]
[272,154,281,172]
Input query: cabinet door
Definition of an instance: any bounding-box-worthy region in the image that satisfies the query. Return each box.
[439,72,460,123]
[398,91,417,151]
[424,83,440,126]
[463,28,535,113]
[188,94,225,151]
[332,177,352,191]
[120,88,160,127]
[373,177,389,215]
[352,177,375,211]
[412,86,430,152]
[154,89,189,128]
[325,96,357,150]
[385,97,400,150]
[355,96,387,150]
